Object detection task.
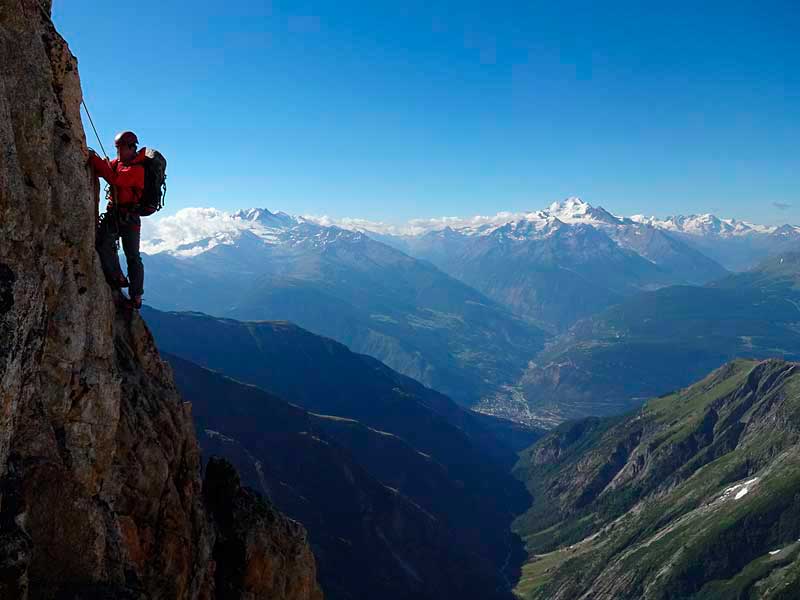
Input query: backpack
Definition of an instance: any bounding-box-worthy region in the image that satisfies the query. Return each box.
[137,148,167,216]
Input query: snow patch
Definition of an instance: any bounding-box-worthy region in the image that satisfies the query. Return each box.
[204,429,236,443]
[721,477,759,501]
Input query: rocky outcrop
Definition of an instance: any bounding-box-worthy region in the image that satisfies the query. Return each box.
[203,459,321,600]
[0,1,320,598]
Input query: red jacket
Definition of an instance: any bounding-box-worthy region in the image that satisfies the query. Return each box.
[90,148,146,207]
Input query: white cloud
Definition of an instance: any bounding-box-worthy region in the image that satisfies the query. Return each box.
[141,207,245,254]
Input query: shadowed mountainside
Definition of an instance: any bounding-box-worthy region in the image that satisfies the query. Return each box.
[141,307,540,597]
[169,354,525,600]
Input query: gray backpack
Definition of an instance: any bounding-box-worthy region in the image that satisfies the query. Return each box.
[138,148,167,216]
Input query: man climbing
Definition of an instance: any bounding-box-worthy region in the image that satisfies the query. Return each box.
[89,131,146,309]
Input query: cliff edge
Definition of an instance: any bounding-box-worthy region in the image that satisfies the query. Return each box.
[0,2,321,598]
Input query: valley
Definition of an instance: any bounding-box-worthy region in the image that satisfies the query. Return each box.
[142,307,538,599]
[506,253,800,425]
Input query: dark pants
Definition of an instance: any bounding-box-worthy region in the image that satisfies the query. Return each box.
[96,209,144,297]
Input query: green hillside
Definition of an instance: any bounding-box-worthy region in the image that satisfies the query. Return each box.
[513,359,800,599]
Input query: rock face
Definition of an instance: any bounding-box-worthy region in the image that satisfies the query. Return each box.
[0,2,321,598]
[203,459,321,600]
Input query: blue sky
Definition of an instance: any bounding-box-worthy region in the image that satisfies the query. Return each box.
[54,0,798,224]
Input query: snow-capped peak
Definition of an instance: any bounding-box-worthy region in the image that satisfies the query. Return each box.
[546,197,622,226]
[232,207,299,228]
[549,196,587,211]
[142,201,797,259]
[630,213,778,238]
[771,224,800,238]
[300,198,637,239]
[234,207,272,221]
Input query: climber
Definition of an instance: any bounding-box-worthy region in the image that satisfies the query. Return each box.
[88,131,146,309]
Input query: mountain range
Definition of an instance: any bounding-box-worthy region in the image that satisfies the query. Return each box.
[373,198,728,330]
[142,208,546,407]
[338,198,800,273]
[140,200,800,422]
[143,200,800,340]
[631,213,800,271]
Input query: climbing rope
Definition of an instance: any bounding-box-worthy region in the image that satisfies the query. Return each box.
[82,99,109,159]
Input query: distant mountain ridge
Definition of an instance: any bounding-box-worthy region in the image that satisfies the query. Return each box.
[146,198,797,255]
[142,199,730,333]
[319,197,800,273]
[498,252,800,427]
[143,207,350,257]
[144,200,798,270]
[630,212,800,271]
[141,201,796,338]
[366,198,728,330]
[299,198,792,238]
[630,212,787,237]
[144,197,798,257]
[141,208,547,407]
